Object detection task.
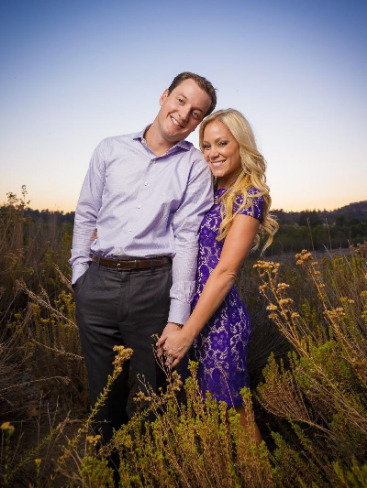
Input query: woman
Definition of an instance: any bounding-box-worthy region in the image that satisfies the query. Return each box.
[157,109,278,437]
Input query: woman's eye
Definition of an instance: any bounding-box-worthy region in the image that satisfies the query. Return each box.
[202,144,210,150]
[219,141,227,146]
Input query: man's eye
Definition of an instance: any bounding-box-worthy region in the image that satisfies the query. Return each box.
[193,111,201,119]
[177,98,183,103]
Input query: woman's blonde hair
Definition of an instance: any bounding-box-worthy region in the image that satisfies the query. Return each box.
[199,108,278,251]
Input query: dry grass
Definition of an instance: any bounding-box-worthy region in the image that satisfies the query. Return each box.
[254,244,367,486]
[1,190,367,486]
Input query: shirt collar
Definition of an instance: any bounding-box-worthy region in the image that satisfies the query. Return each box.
[132,126,192,152]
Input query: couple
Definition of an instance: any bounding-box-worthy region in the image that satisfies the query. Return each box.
[70,72,277,446]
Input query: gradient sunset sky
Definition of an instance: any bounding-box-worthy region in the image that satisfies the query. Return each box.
[1,0,366,212]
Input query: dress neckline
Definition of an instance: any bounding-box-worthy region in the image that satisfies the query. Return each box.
[214,188,227,200]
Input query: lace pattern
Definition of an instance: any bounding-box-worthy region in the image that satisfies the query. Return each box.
[189,187,264,406]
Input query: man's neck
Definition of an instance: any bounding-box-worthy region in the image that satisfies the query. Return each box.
[144,122,176,157]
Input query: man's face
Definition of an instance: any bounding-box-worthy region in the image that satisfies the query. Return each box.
[157,79,212,144]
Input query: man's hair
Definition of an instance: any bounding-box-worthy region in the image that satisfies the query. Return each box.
[168,72,217,117]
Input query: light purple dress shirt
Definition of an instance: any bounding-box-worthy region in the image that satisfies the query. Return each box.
[69,128,214,324]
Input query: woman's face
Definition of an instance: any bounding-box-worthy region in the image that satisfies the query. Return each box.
[202,121,241,189]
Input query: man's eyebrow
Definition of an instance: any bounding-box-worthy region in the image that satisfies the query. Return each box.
[177,92,204,114]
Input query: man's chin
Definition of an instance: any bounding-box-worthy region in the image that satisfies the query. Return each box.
[170,125,192,139]
[165,131,188,143]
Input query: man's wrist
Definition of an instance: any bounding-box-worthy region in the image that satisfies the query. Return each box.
[170,322,184,329]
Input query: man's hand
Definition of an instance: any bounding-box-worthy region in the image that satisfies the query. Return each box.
[157,324,194,368]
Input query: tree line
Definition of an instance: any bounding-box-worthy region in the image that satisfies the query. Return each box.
[2,197,367,257]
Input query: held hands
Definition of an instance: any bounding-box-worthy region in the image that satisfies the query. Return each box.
[156,322,181,365]
[156,322,194,369]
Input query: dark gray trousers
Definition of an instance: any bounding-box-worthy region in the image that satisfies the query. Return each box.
[74,261,172,442]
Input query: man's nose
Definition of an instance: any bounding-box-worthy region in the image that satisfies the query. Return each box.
[179,106,191,122]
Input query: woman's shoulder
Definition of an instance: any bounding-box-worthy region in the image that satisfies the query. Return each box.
[234,188,265,220]
[234,187,264,205]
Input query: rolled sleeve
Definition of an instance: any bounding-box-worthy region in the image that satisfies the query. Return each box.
[71,263,90,284]
[168,159,213,323]
[69,141,106,284]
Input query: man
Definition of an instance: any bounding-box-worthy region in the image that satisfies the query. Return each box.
[70,72,217,442]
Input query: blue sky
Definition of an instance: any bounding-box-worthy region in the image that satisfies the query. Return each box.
[1,0,366,212]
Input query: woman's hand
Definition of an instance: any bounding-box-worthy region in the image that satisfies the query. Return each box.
[156,328,194,368]
[156,322,181,358]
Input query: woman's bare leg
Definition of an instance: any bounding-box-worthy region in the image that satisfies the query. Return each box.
[234,405,262,444]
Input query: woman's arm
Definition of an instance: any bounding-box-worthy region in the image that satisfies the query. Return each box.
[157,213,260,367]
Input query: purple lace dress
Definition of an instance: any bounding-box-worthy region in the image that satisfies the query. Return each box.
[189,187,264,406]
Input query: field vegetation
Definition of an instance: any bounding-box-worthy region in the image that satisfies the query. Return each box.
[1,188,366,487]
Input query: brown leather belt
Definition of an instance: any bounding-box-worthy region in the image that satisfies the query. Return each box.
[92,254,171,270]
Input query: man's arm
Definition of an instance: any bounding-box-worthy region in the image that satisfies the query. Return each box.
[158,214,260,367]
[69,141,106,284]
[167,157,213,325]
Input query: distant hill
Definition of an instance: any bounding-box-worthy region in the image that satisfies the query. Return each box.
[272,201,367,225]
[327,200,367,219]
[268,200,367,254]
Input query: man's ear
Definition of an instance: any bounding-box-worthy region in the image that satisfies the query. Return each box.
[159,89,169,106]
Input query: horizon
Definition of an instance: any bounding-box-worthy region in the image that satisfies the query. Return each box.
[4,190,365,215]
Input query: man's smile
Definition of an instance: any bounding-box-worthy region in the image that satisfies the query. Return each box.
[170,115,184,128]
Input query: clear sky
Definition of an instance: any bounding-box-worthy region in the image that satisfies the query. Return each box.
[1,0,366,212]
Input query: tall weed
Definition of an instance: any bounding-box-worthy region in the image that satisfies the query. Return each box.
[255,244,367,486]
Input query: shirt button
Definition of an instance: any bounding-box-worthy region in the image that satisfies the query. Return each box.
[116,249,121,254]
[128,229,132,233]
[137,205,141,209]
[144,182,148,186]
[151,159,156,164]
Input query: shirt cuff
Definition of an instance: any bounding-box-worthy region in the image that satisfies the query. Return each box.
[71,263,90,284]
[168,298,191,325]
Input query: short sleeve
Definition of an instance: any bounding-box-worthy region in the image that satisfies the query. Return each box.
[233,188,264,222]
